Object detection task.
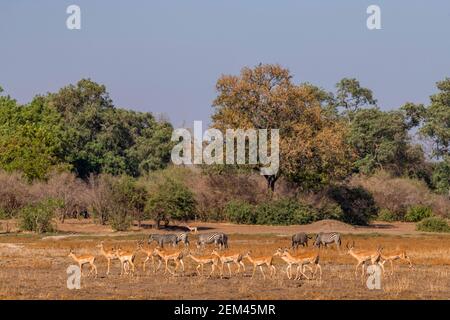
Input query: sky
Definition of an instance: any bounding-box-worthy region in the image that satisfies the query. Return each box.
[1,1,449,127]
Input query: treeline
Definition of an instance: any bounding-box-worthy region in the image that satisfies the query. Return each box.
[1,64,450,233]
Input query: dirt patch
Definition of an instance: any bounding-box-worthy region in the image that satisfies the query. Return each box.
[306,219,356,232]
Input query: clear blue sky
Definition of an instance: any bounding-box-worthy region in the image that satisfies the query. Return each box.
[1,1,449,127]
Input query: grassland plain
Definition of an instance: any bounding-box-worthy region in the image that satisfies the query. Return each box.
[0,219,449,300]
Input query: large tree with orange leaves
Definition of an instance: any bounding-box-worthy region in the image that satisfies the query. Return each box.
[211,64,353,191]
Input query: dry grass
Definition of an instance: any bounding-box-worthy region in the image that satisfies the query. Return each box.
[0,231,449,300]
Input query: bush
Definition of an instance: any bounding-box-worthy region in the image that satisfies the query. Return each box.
[254,198,317,225]
[350,171,450,219]
[19,198,61,233]
[145,178,196,228]
[316,201,344,221]
[377,209,400,222]
[327,186,378,225]
[404,206,433,222]
[416,217,450,233]
[224,200,256,224]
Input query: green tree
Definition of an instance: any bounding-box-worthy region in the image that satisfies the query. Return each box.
[46,79,173,178]
[334,78,377,121]
[145,178,196,228]
[349,108,417,175]
[0,94,65,180]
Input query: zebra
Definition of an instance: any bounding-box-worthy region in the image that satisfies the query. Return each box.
[176,232,190,247]
[313,232,341,250]
[291,232,312,249]
[196,232,228,250]
[148,233,178,248]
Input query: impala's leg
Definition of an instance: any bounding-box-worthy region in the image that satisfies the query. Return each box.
[92,262,98,278]
[271,265,276,278]
[130,260,136,275]
[196,264,201,276]
[240,261,246,273]
[235,262,240,274]
[156,259,162,273]
[252,265,256,278]
[208,263,215,278]
[377,261,385,276]
[259,266,266,280]
[316,264,322,280]
[106,259,111,275]
[406,256,413,270]
[286,265,292,279]
[227,263,232,277]
[390,260,394,275]
[180,260,185,275]
[142,256,149,273]
[296,265,310,280]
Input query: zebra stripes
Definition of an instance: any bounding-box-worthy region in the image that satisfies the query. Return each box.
[197,232,228,249]
[148,232,190,247]
[313,232,341,249]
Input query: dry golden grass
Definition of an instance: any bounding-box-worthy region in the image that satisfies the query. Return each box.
[0,231,449,300]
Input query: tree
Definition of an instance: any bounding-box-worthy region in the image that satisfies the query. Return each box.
[46,79,173,178]
[349,108,413,175]
[334,78,377,121]
[0,95,65,181]
[145,178,196,228]
[211,64,354,191]
[417,78,450,157]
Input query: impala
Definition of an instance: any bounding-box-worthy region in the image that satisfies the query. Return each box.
[211,249,246,278]
[153,247,185,276]
[244,251,276,280]
[346,241,384,279]
[97,241,118,275]
[274,248,321,280]
[187,252,219,277]
[68,249,98,278]
[114,243,139,276]
[380,249,413,275]
[137,241,159,273]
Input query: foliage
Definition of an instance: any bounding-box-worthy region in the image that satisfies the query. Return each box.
[0,96,65,180]
[109,175,147,230]
[254,198,318,225]
[416,78,450,158]
[349,108,414,175]
[350,171,450,219]
[46,79,174,178]
[326,185,378,225]
[432,158,450,195]
[377,209,399,222]
[404,206,433,222]
[224,200,256,224]
[334,78,377,120]
[19,198,62,233]
[211,64,354,191]
[416,217,450,233]
[145,178,196,227]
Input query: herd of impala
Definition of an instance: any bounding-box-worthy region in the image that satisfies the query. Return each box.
[67,230,414,281]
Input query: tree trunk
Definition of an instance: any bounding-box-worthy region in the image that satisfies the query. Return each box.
[264,174,279,193]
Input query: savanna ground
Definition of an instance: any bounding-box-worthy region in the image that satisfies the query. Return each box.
[0,219,449,300]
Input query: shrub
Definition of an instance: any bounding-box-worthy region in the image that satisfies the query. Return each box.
[224,200,256,224]
[254,198,317,225]
[110,175,147,230]
[350,171,450,219]
[19,198,61,233]
[404,206,433,222]
[377,209,399,222]
[416,217,450,233]
[316,201,344,221]
[145,178,196,228]
[0,171,31,218]
[327,185,378,225]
